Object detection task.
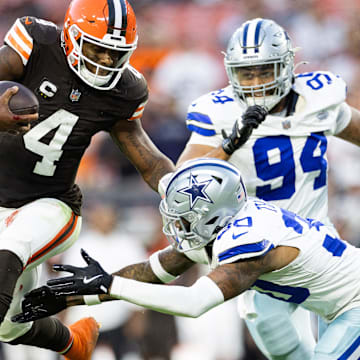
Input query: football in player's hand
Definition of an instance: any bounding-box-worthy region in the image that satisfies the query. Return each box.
[0,81,39,115]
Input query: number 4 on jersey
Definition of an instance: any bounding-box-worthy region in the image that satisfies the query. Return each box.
[23,109,79,176]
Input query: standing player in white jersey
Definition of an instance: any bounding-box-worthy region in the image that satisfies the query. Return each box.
[12,158,360,360]
[169,18,360,360]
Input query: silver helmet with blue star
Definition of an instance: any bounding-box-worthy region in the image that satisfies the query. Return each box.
[160,158,247,253]
[224,18,295,110]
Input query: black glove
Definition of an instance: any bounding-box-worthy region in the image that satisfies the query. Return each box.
[11,286,67,323]
[47,249,113,296]
[222,105,268,155]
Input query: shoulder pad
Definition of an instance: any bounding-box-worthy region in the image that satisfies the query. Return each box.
[293,71,347,113]
[18,17,58,44]
[186,86,242,137]
[183,247,210,265]
[213,220,274,266]
[115,66,148,100]
[4,17,59,65]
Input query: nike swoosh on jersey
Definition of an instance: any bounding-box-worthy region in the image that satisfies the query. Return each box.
[25,17,33,25]
[232,231,248,240]
[83,275,102,284]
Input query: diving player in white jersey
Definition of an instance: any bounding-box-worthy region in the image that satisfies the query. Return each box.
[169,18,360,360]
[11,18,360,360]
[14,159,360,360]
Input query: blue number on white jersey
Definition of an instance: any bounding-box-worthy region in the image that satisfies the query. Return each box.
[211,89,234,105]
[300,133,327,189]
[249,201,347,304]
[253,136,296,200]
[297,72,333,90]
[279,207,347,257]
[253,279,310,304]
[253,73,333,200]
[253,132,328,200]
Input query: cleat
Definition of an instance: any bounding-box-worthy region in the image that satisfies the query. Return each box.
[63,317,99,360]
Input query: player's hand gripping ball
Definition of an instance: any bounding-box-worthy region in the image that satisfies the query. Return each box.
[0,80,39,132]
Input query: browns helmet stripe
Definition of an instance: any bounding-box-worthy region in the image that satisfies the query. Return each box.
[107,0,116,32]
[107,0,128,37]
[119,0,128,38]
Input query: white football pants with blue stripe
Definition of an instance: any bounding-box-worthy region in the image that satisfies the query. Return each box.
[241,291,315,360]
[316,308,360,360]
[242,292,360,359]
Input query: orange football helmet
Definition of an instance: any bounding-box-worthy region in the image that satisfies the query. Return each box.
[63,0,137,90]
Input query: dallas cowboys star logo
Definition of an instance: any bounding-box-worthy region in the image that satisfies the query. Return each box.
[177,174,213,209]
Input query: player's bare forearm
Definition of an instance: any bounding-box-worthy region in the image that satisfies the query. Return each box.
[113,246,193,281]
[113,261,162,282]
[207,260,263,301]
[111,119,174,191]
[142,157,174,191]
[158,246,195,274]
[176,143,229,167]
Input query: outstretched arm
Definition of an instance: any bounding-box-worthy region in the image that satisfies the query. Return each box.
[15,244,294,321]
[111,118,175,191]
[12,246,194,322]
[44,246,293,318]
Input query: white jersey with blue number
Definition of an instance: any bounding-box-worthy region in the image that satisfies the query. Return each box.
[186,71,351,222]
[212,198,360,322]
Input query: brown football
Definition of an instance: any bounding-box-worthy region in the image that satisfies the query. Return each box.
[0,81,39,115]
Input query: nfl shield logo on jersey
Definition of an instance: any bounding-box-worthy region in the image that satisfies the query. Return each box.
[69,89,81,102]
[282,119,291,129]
[317,110,329,121]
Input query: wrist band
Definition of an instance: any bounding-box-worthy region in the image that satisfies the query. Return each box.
[110,276,124,299]
[84,294,101,306]
[149,251,178,283]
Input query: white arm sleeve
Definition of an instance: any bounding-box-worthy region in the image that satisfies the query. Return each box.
[110,275,225,318]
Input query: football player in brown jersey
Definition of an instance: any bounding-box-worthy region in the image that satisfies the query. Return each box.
[0,0,174,358]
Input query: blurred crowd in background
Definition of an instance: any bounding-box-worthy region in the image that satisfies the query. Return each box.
[1,0,360,359]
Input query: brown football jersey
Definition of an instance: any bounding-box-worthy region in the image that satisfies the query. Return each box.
[2,17,148,215]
